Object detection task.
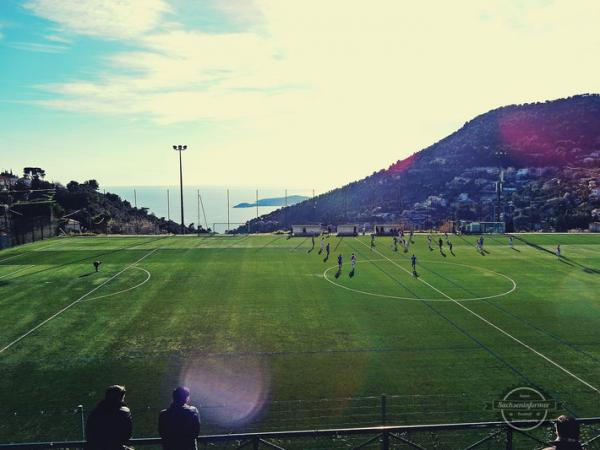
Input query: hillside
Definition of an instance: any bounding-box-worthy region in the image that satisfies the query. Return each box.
[243,94,600,232]
[1,173,198,246]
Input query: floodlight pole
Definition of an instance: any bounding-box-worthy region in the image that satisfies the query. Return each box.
[173,145,187,234]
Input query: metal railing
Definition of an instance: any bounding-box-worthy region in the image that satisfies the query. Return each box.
[2,418,600,450]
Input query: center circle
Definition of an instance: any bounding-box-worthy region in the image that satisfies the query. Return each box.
[323,259,517,302]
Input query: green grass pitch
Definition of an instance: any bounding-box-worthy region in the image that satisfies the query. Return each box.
[1,233,599,442]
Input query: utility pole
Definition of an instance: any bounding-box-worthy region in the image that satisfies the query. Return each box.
[284,189,288,227]
[133,188,137,208]
[197,189,200,236]
[227,189,230,233]
[172,145,187,234]
[494,149,507,222]
[167,189,170,221]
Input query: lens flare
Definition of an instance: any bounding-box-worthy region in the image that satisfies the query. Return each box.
[179,356,271,429]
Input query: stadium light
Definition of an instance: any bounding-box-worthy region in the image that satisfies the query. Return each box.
[173,144,187,234]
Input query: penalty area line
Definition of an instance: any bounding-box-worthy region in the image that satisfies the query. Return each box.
[354,238,600,394]
[0,248,158,355]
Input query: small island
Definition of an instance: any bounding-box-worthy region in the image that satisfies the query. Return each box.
[233,195,309,208]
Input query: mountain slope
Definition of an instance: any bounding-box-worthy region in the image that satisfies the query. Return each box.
[244,94,600,232]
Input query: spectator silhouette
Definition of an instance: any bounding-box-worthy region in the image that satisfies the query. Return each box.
[85,385,132,450]
[543,415,583,450]
[159,386,201,450]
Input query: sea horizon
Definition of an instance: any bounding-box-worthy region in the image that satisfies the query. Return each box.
[105,185,315,232]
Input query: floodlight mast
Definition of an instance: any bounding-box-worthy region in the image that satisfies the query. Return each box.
[173,145,187,234]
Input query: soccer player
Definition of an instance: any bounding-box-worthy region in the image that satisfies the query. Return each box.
[351,253,357,271]
[427,234,432,251]
[93,260,102,272]
[438,238,443,251]
[448,241,453,253]
[409,230,414,243]
[556,244,561,258]
[311,235,315,248]
[371,233,376,249]
[337,254,343,271]
[508,236,513,249]
[411,254,417,275]
[320,236,325,253]
[393,236,398,252]
[326,242,330,258]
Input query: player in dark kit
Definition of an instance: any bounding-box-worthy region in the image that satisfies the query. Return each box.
[93,260,102,272]
[337,254,343,271]
[326,242,330,258]
[411,254,417,275]
[438,238,443,251]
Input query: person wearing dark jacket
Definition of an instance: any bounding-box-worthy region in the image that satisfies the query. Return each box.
[86,385,132,450]
[543,415,583,450]
[159,387,201,450]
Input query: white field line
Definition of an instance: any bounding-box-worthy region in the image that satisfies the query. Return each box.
[0,265,35,279]
[355,238,600,394]
[0,254,24,263]
[31,240,65,252]
[0,248,158,355]
[81,267,151,302]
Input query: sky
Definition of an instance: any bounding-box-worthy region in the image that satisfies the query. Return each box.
[1,0,600,192]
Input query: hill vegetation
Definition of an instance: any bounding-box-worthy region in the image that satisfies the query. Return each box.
[243,94,600,232]
[0,173,198,239]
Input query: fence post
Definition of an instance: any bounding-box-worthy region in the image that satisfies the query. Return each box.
[382,430,390,450]
[505,426,513,450]
[381,394,387,425]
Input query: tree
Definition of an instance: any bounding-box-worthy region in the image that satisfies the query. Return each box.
[84,179,99,191]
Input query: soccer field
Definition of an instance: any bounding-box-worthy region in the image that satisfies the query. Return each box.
[1,233,599,442]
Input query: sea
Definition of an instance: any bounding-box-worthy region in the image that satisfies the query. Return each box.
[105,186,314,233]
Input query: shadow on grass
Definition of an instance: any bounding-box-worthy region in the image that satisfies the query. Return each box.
[349,269,355,278]
[513,235,600,275]
[78,272,95,278]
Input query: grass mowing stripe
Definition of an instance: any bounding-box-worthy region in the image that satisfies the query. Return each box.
[346,240,543,390]
[0,247,159,355]
[260,235,284,249]
[466,239,600,367]
[0,265,35,279]
[0,254,25,263]
[0,239,65,264]
[356,237,600,395]
[2,235,168,283]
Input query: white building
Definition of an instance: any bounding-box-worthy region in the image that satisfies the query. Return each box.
[64,218,82,233]
[337,224,359,236]
[291,224,322,236]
